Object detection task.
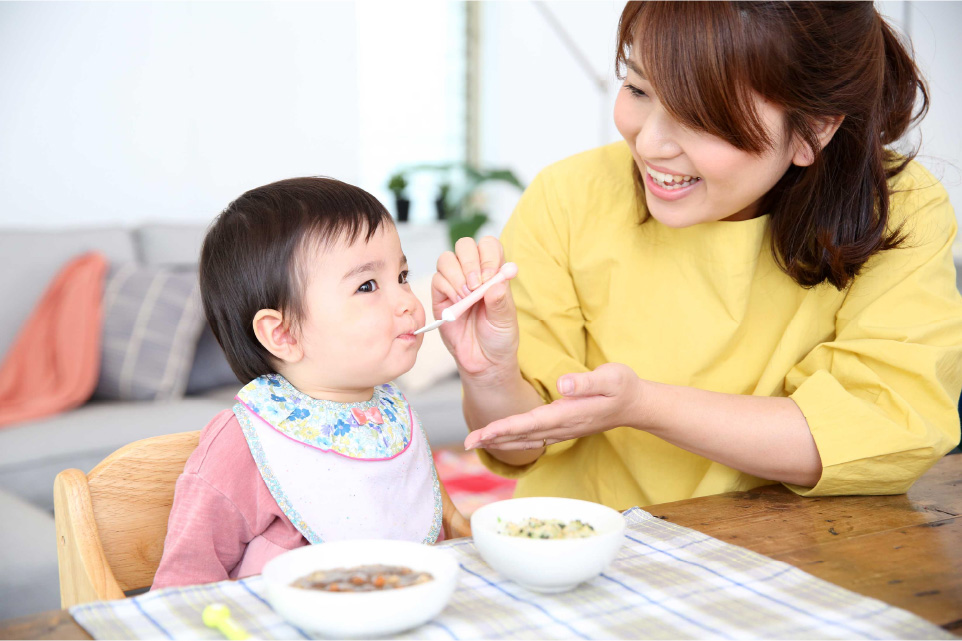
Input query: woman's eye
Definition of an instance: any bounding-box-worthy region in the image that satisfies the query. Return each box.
[399,270,409,284]
[357,279,378,293]
[625,83,647,98]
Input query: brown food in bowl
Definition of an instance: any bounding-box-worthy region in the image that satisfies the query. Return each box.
[291,564,434,592]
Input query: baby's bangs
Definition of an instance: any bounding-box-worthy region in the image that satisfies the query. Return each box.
[619,2,777,154]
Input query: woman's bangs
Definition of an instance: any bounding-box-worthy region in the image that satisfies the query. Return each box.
[625,2,774,154]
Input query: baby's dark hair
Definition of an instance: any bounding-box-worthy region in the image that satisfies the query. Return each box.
[200,177,393,383]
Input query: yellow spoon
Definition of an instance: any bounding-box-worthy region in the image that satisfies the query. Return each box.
[202,603,251,640]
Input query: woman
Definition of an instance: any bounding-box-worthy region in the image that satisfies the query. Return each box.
[431,1,962,509]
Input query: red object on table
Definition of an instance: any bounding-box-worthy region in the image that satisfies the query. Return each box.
[433,449,516,516]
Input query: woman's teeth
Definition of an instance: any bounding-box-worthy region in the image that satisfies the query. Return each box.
[646,166,700,190]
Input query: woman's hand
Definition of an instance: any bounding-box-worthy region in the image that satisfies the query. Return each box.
[464,363,645,450]
[432,236,520,380]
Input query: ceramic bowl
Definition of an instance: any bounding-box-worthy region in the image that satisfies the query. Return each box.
[262,539,459,638]
[471,497,626,593]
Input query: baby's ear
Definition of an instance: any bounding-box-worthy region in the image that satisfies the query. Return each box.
[252,309,303,364]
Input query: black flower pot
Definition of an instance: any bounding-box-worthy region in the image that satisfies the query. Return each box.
[395,197,410,223]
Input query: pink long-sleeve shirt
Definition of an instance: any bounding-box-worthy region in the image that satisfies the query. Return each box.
[152,407,444,590]
[152,410,307,590]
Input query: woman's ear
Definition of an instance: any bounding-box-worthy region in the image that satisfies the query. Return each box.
[792,115,845,167]
[252,309,303,364]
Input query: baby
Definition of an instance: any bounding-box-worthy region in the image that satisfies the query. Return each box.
[152,177,469,589]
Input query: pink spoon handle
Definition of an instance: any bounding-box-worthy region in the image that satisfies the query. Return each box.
[441,262,518,322]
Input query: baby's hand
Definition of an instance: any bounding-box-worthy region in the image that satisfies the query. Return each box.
[431,236,520,379]
[439,479,472,540]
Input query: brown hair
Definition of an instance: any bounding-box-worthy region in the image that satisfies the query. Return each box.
[616,1,929,289]
[200,177,393,383]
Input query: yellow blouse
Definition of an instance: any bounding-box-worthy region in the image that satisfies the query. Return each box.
[481,142,962,509]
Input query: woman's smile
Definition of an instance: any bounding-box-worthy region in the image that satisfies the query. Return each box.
[643,162,702,201]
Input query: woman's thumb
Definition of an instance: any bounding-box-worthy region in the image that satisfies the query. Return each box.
[559,364,632,397]
[483,281,516,327]
[557,372,594,397]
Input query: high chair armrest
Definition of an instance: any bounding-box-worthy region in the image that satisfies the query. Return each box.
[54,468,125,608]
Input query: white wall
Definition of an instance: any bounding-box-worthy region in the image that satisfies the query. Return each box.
[0,1,359,229]
[356,2,466,225]
[902,2,962,225]
[478,1,624,231]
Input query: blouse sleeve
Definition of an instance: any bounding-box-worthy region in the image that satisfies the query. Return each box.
[477,170,590,477]
[150,473,253,590]
[786,168,962,496]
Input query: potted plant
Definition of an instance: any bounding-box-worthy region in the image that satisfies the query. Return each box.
[435,183,452,221]
[447,166,523,247]
[387,173,410,223]
[408,163,524,247]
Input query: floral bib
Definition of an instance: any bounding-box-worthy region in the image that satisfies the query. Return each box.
[233,374,442,544]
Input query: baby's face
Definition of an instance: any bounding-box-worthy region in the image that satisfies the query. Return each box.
[294,223,424,396]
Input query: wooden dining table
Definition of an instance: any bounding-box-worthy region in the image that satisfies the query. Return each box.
[2,454,960,640]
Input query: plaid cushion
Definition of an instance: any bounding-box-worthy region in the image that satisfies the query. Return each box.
[94,264,205,401]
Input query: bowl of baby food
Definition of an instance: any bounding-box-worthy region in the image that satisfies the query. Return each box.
[471,497,626,593]
[262,539,460,638]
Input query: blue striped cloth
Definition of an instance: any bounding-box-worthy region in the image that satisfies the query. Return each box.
[70,508,952,639]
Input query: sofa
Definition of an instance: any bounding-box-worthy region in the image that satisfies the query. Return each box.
[0,223,465,619]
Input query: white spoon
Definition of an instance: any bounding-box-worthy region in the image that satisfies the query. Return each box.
[414,262,519,335]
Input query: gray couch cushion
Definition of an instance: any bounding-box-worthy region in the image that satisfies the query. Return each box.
[0,391,238,512]
[186,326,241,394]
[137,223,209,266]
[0,228,137,359]
[404,373,467,448]
[0,489,60,618]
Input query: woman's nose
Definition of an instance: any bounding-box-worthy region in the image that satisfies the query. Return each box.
[635,104,683,160]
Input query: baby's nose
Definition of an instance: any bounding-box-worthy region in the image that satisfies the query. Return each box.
[395,287,421,315]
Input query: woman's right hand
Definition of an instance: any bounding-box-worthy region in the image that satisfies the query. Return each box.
[432,236,520,381]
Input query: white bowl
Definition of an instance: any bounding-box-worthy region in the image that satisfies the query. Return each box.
[262,539,459,638]
[471,497,626,593]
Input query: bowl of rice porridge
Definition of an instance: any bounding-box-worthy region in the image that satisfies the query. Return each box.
[470,497,626,593]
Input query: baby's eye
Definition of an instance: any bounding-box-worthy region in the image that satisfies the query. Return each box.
[399,270,409,284]
[357,279,378,293]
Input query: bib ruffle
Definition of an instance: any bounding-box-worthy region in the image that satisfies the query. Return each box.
[235,374,412,460]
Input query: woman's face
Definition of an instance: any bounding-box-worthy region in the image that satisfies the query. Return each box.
[613,57,801,227]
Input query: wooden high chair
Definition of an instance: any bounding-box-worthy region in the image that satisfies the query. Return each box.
[53,431,200,608]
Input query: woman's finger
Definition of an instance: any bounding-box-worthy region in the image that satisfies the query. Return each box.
[480,279,516,330]
[454,237,483,293]
[477,235,505,282]
[431,271,461,309]
[435,250,467,302]
[557,371,603,397]
[476,438,553,451]
[557,363,632,397]
[465,406,549,449]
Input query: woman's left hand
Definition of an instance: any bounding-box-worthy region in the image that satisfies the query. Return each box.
[463,363,645,450]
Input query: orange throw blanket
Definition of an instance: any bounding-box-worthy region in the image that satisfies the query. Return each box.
[0,252,108,428]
